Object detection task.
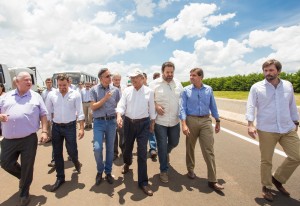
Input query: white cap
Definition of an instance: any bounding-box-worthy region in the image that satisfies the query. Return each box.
[127,69,143,77]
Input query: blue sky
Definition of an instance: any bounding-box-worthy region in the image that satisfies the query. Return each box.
[0,0,300,85]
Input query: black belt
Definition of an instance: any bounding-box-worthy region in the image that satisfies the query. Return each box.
[188,115,210,118]
[125,116,149,124]
[83,101,91,103]
[53,121,76,127]
[95,116,116,120]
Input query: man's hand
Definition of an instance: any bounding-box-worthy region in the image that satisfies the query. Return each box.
[182,124,190,137]
[215,122,220,134]
[155,104,165,116]
[0,114,9,122]
[78,129,84,140]
[39,133,48,144]
[248,125,257,139]
[150,120,155,133]
[117,116,123,128]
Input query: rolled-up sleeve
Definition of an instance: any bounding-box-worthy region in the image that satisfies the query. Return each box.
[116,89,126,115]
[76,92,85,121]
[246,86,256,121]
[149,90,156,120]
[179,89,187,120]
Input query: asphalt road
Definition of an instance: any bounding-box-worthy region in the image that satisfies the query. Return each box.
[1,119,300,206]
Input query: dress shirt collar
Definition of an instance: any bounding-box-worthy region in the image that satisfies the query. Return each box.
[12,89,31,97]
[263,78,282,87]
[100,84,111,90]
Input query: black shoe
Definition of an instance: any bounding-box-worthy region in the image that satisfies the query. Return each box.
[17,196,30,206]
[122,164,129,174]
[141,185,153,196]
[208,182,224,191]
[272,176,290,196]
[48,161,55,168]
[50,179,65,192]
[95,172,102,185]
[106,174,114,184]
[74,161,82,174]
[150,150,157,159]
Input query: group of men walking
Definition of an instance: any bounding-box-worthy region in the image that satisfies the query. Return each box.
[0,59,299,206]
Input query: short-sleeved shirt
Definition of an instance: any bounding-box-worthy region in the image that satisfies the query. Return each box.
[0,89,48,139]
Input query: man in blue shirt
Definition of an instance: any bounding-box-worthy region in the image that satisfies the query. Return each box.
[90,68,120,185]
[179,67,224,191]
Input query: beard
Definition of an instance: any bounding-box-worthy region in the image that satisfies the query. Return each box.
[265,74,277,81]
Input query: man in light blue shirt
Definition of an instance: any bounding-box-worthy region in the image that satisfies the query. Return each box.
[246,59,300,202]
[179,67,224,192]
[81,82,93,129]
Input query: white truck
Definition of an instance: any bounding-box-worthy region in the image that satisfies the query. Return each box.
[0,64,38,92]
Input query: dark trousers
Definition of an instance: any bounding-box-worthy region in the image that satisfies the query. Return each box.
[123,117,150,187]
[0,133,37,197]
[52,121,78,180]
[114,124,125,156]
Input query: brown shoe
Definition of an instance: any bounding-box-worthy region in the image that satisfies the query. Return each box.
[122,164,129,174]
[272,176,290,196]
[262,186,273,202]
[208,182,224,191]
[187,171,196,179]
[141,185,153,196]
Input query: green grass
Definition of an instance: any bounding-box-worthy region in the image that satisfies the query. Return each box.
[214,91,300,106]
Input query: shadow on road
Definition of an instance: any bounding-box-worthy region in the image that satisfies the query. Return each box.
[0,191,47,206]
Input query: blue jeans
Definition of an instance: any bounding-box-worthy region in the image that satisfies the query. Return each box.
[123,117,150,187]
[155,123,180,172]
[52,121,78,180]
[93,118,116,174]
[148,132,157,152]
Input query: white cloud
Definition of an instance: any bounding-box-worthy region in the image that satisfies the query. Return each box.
[134,0,156,17]
[158,0,179,9]
[162,3,235,41]
[234,21,239,27]
[91,11,116,25]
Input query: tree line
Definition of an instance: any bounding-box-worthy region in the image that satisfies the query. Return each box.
[181,70,300,93]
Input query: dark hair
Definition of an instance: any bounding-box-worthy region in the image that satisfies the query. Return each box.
[190,68,204,78]
[0,83,5,92]
[56,73,69,82]
[98,68,108,78]
[161,61,175,73]
[153,72,160,80]
[143,73,147,78]
[45,78,52,82]
[262,59,282,72]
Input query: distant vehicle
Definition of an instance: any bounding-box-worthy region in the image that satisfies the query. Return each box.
[0,64,38,92]
[52,71,98,88]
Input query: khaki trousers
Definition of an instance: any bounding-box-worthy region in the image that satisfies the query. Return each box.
[82,102,92,126]
[257,129,300,188]
[186,116,217,182]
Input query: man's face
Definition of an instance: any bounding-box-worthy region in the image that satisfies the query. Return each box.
[58,79,69,94]
[112,76,121,87]
[85,82,91,89]
[162,66,174,83]
[45,80,52,89]
[100,70,112,85]
[130,75,144,89]
[263,64,280,81]
[17,74,32,91]
[190,71,203,85]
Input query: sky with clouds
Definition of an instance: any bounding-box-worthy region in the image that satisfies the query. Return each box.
[0,0,300,85]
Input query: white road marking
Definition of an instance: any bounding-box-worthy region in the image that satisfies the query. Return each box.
[213,124,287,157]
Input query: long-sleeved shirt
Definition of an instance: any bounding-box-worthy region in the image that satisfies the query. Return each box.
[41,87,55,102]
[149,77,183,127]
[0,89,48,139]
[46,89,84,123]
[246,79,299,133]
[90,84,120,118]
[179,84,219,120]
[81,88,91,102]
[116,85,156,120]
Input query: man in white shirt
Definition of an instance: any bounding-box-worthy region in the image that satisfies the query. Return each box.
[246,59,300,202]
[116,69,156,196]
[149,61,183,183]
[46,73,85,192]
[81,82,92,129]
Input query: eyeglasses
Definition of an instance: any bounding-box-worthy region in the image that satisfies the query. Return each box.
[103,74,112,78]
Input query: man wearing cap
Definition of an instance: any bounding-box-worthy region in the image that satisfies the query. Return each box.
[116,69,156,196]
[90,68,120,185]
[149,61,183,183]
